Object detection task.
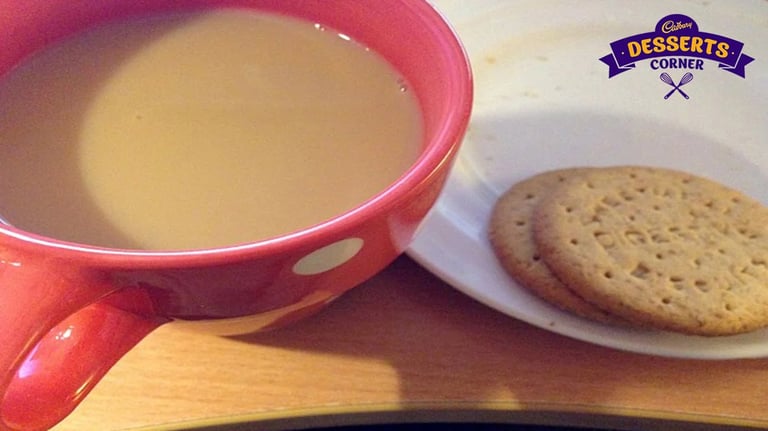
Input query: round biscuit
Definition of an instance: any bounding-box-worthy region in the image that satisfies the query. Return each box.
[533,166,768,336]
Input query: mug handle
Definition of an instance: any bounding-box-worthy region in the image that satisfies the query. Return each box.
[0,247,167,431]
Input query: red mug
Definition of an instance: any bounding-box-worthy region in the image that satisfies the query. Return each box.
[0,1,472,430]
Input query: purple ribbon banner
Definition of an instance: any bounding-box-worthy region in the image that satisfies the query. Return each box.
[600,15,754,78]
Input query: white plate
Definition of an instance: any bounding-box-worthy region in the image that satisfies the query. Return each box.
[409,0,768,359]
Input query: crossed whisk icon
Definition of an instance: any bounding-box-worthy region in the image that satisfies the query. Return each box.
[660,72,694,99]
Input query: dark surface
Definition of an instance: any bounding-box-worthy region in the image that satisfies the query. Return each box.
[310,425,615,431]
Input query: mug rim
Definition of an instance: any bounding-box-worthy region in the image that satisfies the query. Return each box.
[0,0,473,267]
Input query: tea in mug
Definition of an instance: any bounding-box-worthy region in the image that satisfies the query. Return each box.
[0,10,422,250]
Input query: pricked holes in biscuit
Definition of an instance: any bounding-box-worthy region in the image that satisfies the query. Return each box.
[619,190,635,201]
[594,231,615,248]
[666,226,693,242]
[603,270,614,279]
[669,276,685,291]
[740,265,761,279]
[630,263,651,280]
[601,196,621,207]
[580,213,601,226]
[737,227,760,240]
[569,238,579,246]
[694,279,709,292]
[515,220,527,227]
[624,230,647,245]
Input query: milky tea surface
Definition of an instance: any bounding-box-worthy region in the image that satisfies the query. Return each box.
[0,10,422,250]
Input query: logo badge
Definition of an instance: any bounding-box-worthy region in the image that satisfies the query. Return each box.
[600,14,754,99]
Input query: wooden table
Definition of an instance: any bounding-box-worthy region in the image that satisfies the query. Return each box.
[52,257,768,431]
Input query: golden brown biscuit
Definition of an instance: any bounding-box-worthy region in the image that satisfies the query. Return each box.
[533,166,768,336]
